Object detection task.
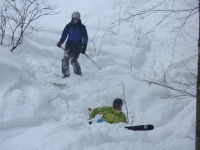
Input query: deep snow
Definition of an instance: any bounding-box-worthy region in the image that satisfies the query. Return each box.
[0,0,197,149]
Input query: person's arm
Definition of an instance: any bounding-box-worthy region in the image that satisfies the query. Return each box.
[82,25,88,45]
[60,24,70,43]
[89,108,98,119]
[80,25,88,54]
[89,107,107,119]
[121,113,128,123]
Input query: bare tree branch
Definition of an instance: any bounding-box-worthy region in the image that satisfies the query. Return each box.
[98,30,105,56]
[131,74,196,98]
[2,0,59,51]
[0,3,8,45]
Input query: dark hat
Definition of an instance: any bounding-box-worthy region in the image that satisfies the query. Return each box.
[113,98,123,105]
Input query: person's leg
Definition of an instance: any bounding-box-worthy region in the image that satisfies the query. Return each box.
[71,58,82,76]
[71,43,82,76]
[62,44,71,77]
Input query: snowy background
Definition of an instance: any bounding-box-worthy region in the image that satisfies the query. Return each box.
[0,0,197,150]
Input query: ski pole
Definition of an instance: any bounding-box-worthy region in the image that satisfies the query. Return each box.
[60,46,65,50]
[131,116,135,124]
[85,54,102,70]
[60,46,102,70]
[88,108,92,119]
[88,108,93,124]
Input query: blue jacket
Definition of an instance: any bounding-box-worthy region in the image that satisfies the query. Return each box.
[60,20,88,45]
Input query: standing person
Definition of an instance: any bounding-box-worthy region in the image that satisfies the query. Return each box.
[89,98,128,124]
[57,11,88,77]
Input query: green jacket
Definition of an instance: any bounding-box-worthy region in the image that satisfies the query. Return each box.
[90,106,127,124]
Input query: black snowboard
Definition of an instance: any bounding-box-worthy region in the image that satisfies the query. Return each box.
[89,121,154,131]
[124,124,154,131]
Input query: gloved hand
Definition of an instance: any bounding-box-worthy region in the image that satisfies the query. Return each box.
[81,44,87,54]
[57,41,63,48]
[102,112,116,123]
[88,119,94,125]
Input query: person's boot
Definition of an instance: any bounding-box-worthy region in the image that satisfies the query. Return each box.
[71,60,82,76]
[62,74,70,78]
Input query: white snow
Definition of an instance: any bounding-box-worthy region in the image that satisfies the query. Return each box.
[0,0,197,150]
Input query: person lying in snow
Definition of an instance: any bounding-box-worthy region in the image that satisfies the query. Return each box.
[89,98,128,124]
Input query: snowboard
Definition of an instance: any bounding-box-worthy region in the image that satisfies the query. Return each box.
[89,121,154,131]
[124,124,154,131]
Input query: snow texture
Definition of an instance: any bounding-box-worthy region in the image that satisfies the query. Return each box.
[0,0,197,150]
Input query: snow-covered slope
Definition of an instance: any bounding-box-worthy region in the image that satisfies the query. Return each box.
[0,0,196,149]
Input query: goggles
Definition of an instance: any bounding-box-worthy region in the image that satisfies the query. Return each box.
[72,18,79,23]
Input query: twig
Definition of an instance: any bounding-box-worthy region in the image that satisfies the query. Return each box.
[118,6,121,34]
[90,19,100,53]
[83,92,93,101]
[178,134,195,140]
[131,74,196,98]
[59,96,69,109]
[112,77,129,123]
[98,30,105,56]
[48,92,61,103]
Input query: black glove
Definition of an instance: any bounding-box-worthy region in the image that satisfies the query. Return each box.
[57,41,63,48]
[81,44,87,54]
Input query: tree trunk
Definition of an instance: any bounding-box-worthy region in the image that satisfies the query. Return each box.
[196,1,200,149]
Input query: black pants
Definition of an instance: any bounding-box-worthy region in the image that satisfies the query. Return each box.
[62,41,82,76]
